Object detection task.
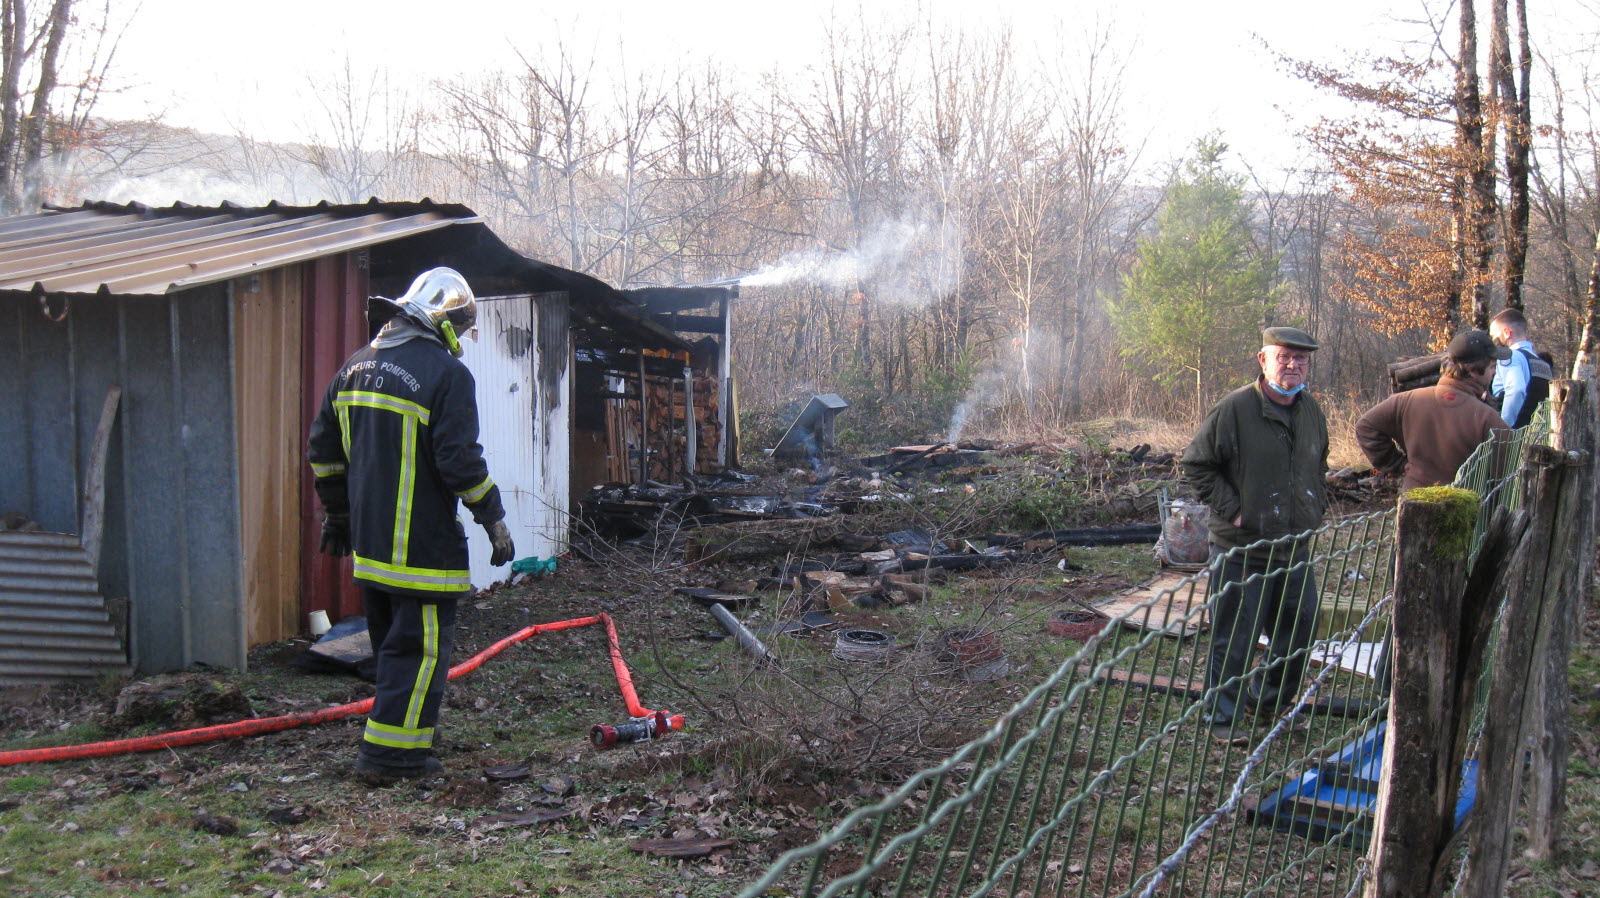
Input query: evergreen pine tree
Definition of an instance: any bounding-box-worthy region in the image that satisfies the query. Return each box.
[1109,136,1277,405]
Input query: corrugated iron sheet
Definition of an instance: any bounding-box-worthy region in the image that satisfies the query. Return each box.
[0,200,479,296]
[298,255,368,624]
[0,288,245,675]
[464,295,541,588]
[0,531,128,685]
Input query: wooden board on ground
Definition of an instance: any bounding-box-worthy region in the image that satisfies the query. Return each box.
[1090,570,1209,638]
[1085,665,1382,719]
[1081,666,1207,700]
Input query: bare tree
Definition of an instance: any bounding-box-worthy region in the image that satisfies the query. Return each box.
[292,57,424,204]
[0,0,126,212]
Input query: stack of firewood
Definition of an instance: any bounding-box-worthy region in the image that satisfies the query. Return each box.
[1388,353,1445,394]
[641,374,723,480]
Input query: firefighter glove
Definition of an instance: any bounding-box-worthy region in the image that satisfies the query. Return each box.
[486,519,515,567]
[320,513,352,557]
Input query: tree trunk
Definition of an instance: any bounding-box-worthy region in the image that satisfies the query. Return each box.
[0,0,25,210]
[18,0,71,210]
[1455,0,1495,329]
[1491,0,1532,311]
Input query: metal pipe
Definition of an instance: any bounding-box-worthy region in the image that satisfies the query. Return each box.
[637,351,648,485]
[708,603,775,667]
[666,371,676,481]
[683,365,696,477]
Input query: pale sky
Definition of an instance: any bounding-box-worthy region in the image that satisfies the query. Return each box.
[96,0,1600,176]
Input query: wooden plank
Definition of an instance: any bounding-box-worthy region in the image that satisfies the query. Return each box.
[1089,571,1209,638]
[1087,665,1380,718]
[78,385,121,571]
[1281,795,1369,830]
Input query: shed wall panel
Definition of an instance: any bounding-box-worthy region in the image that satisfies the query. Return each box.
[464,296,538,586]
[118,298,184,671]
[534,293,570,556]
[174,291,245,668]
[0,291,244,674]
[235,269,304,644]
[299,255,369,623]
[18,299,76,531]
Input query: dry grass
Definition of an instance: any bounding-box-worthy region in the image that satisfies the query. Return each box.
[965,396,1372,472]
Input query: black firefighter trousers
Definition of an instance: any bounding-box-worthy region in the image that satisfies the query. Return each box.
[1203,539,1320,726]
[358,586,459,770]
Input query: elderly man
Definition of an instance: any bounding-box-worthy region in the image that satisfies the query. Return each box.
[1357,330,1511,491]
[1181,327,1330,744]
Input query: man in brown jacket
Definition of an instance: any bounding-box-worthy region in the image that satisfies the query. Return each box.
[1356,330,1511,491]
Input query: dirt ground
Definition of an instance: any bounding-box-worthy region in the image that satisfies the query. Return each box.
[0,447,1453,898]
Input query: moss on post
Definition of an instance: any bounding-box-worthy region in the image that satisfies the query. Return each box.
[1401,486,1479,558]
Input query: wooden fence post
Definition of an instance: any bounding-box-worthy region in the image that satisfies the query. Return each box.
[1461,444,1575,893]
[1365,487,1477,898]
[1526,378,1595,858]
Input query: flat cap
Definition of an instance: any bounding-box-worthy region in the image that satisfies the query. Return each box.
[1262,326,1318,351]
[1447,329,1511,364]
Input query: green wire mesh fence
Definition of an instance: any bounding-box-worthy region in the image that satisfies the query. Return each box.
[739,422,1550,898]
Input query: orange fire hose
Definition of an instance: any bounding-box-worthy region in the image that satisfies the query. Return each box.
[0,612,683,767]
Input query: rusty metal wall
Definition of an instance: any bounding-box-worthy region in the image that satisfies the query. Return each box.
[298,255,369,624]
[234,268,305,645]
[0,289,244,675]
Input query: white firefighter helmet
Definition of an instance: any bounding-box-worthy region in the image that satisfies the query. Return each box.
[396,267,477,355]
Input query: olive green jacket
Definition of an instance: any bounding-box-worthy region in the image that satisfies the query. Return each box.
[1180,378,1330,549]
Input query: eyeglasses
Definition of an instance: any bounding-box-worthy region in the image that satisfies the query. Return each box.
[1266,351,1311,366]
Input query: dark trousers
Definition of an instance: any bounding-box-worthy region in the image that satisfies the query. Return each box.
[358,586,459,769]
[1204,541,1320,724]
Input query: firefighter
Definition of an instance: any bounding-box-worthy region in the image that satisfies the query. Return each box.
[307,267,514,783]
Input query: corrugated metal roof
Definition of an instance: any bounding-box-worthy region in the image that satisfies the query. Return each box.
[0,199,480,296]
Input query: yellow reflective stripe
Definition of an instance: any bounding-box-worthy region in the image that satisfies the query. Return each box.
[405,603,440,730]
[311,461,346,477]
[392,416,417,565]
[334,390,432,425]
[336,405,352,457]
[457,476,494,504]
[363,720,435,749]
[352,555,471,592]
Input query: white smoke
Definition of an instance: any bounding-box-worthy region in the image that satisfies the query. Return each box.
[741,215,962,306]
[945,369,1007,444]
[93,166,313,207]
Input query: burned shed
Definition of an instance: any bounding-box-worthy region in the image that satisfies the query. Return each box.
[0,199,695,683]
[563,285,738,493]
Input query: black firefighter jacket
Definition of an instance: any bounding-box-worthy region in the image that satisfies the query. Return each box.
[307,338,505,599]
[1180,378,1330,550]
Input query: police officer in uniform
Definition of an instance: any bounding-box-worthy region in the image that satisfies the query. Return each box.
[308,268,515,783]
